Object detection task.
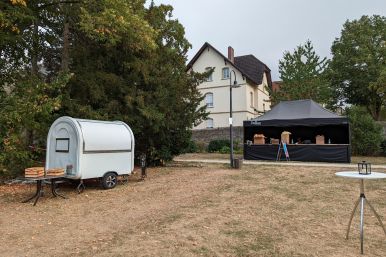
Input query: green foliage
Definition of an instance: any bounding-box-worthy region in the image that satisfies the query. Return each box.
[196,142,207,153]
[78,0,156,50]
[208,140,230,153]
[187,141,206,153]
[207,139,242,153]
[64,2,207,163]
[0,74,70,176]
[0,1,34,81]
[0,0,207,176]
[182,140,199,153]
[330,15,386,120]
[379,109,386,121]
[347,106,383,156]
[271,40,331,105]
[219,146,231,154]
[234,148,243,155]
[380,139,386,156]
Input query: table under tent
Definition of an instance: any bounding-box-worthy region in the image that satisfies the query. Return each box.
[243,100,351,163]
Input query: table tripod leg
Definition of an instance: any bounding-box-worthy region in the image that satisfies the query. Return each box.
[22,187,39,203]
[51,182,56,196]
[22,180,41,203]
[33,181,43,206]
[366,198,386,237]
[346,197,360,239]
[51,181,66,199]
[360,197,365,255]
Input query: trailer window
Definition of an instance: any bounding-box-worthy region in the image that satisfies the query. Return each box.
[56,138,69,152]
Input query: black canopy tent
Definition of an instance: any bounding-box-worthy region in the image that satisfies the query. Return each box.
[243,100,351,163]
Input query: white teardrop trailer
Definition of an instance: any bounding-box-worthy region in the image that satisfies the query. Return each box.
[45,116,135,192]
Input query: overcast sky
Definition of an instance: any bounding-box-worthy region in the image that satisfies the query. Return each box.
[151,0,385,80]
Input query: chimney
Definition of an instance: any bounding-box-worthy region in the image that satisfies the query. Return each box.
[228,46,234,63]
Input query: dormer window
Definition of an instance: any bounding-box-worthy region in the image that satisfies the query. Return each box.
[222,67,230,79]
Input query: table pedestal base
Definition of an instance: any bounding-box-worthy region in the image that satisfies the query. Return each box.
[346,180,386,254]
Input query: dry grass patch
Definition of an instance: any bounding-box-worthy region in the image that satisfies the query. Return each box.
[1,164,386,256]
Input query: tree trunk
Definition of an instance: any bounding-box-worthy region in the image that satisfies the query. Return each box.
[27,130,34,147]
[375,103,381,121]
[31,20,39,75]
[29,18,40,146]
[61,21,70,72]
[367,103,382,121]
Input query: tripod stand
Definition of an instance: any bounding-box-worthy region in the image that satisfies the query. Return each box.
[336,171,386,255]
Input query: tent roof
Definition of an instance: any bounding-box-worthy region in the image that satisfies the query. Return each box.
[244,100,348,127]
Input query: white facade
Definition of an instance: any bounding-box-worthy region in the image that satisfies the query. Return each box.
[189,44,271,129]
[46,116,135,180]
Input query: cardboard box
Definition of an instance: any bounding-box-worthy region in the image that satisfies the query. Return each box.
[316,135,325,144]
[253,134,265,144]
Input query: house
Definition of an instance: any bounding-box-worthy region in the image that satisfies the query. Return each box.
[187,42,272,131]
[271,81,282,93]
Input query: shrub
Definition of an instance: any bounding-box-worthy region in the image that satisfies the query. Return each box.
[234,148,244,154]
[207,139,230,153]
[182,140,199,153]
[196,141,207,153]
[347,106,383,155]
[219,146,231,154]
[380,139,386,156]
[233,139,241,151]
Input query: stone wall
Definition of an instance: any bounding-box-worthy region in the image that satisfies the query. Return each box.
[192,126,243,145]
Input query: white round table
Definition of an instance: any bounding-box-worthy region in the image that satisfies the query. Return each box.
[336,171,386,254]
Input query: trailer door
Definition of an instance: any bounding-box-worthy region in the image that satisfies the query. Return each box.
[47,121,78,175]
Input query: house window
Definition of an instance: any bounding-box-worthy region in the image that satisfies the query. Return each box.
[250,92,254,107]
[206,118,214,128]
[205,93,213,107]
[205,67,213,81]
[222,67,230,79]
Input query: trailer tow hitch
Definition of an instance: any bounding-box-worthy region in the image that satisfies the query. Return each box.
[76,180,85,194]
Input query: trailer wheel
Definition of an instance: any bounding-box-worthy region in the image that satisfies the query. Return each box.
[102,172,117,189]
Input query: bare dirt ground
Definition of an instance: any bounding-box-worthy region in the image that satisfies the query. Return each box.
[1,164,386,256]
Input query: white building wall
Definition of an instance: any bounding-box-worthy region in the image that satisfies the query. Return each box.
[255,73,271,114]
[191,46,270,129]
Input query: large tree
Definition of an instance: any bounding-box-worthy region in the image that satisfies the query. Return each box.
[330,15,386,120]
[64,1,207,163]
[0,0,71,176]
[1,0,207,176]
[271,40,331,105]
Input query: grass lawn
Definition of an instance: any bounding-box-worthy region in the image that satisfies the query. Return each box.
[1,164,386,256]
[351,156,386,165]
